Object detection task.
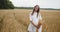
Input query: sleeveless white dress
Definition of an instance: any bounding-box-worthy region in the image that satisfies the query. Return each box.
[28,12,42,32]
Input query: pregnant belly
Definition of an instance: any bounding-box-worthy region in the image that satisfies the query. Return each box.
[33,20,39,25]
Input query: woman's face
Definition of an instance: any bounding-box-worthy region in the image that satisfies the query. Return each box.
[34,6,39,12]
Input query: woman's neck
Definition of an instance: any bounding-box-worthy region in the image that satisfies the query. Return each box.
[34,11,37,13]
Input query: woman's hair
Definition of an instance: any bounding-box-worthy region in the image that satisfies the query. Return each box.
[31,5,40,17]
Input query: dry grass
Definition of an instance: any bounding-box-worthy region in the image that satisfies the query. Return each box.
[0,9,60,32]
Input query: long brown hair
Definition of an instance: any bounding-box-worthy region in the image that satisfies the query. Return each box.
[31,5,40,17]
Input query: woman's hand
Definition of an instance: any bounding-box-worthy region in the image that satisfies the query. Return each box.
[35,25,40,29]
[31,21,41,29]
[35,24,41,29]
[36,24,41,32]
[37,21,42,29]
[37,19,42,29]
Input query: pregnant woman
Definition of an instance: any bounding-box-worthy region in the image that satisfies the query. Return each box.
[28,5,43,32]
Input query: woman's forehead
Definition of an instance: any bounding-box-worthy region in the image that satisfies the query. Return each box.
[35,5,39,8]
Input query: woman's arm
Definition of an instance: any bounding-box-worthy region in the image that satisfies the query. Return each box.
[37,20,42,29]
[37,13,42,29]
[36,20,42,32]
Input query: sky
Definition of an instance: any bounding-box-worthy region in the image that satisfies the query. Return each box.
[10,0,60,9]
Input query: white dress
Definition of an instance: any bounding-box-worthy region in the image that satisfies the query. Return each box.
[28,12,42,32]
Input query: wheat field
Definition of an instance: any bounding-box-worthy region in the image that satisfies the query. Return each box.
[0,9,60,32]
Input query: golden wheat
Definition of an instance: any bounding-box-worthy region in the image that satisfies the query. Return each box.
[0,9,60,32]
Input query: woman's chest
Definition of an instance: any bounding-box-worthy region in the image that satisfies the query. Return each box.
[32,14,40,25]
[32,14,39,20]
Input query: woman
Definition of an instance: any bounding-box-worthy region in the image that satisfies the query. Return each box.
[28,5,43,32]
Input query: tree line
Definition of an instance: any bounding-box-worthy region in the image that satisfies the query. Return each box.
[0,0,14,9]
